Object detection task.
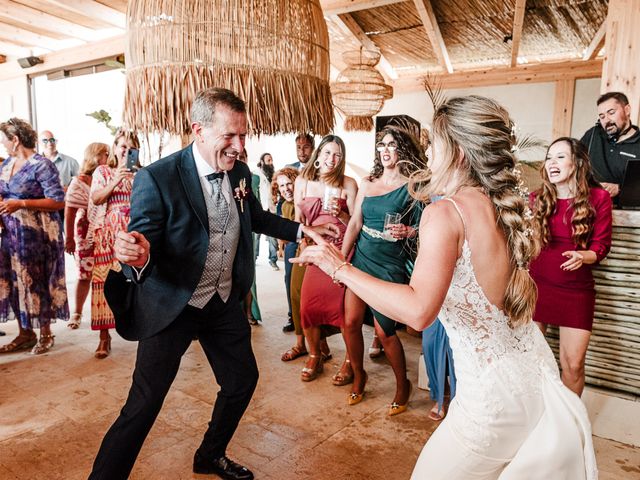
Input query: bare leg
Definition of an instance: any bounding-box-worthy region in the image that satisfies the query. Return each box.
[343,289,368,395]
[74,279,91,315]
[301,326,322,381]
[558,326,591,396]
[375,320,410,405]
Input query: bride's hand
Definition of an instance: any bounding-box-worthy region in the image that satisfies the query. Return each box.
[290,236,346,277]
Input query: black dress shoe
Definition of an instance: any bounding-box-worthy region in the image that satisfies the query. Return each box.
[282,320,295,333]
[193,452,254,479]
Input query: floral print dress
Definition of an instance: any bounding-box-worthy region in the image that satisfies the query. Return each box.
[0,154,69,329]
[88,165,133,330]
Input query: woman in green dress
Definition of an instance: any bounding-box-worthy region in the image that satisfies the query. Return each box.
[338,126,427,413]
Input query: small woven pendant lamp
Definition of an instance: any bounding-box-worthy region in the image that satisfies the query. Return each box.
[331,48,393,132]
[123,0,334,136]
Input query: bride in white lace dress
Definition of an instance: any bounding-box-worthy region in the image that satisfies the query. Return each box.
[294,95,597,479]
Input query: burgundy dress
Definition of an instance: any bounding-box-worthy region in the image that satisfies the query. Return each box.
[529,188,612,331]
[299,197,348,329]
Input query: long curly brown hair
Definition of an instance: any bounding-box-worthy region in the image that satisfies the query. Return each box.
[532,137,599,249]
[370,126,428,180]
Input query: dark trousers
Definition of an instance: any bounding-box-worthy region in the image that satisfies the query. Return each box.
[284,241,297,319]
[89,294,259,480]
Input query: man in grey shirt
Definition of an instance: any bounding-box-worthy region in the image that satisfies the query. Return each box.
[40,130,79,190]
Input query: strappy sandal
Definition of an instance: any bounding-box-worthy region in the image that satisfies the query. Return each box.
[68,313,82,329]
[281,345,308,362]
[0,333,37,353]
[428,404,446,421]
[301,354,323,382]
[31,334,55,355]
[332,359,354,386]
[95,335,112,359]
[368,335,384,358]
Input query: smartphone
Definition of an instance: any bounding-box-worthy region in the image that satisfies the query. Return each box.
[126,149,139,172]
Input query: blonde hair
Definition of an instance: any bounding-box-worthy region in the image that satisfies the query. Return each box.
[411,95,539,326]
[81,142,109,175]
[533,137,598,249]
[301,135,346,188]
[107,129,140,168]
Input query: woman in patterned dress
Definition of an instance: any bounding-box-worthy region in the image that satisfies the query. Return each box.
[0,118,68,354]
[88,130,139,358]
[64,142,109,329]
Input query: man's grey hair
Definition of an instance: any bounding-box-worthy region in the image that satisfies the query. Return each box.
[190,88,246,125]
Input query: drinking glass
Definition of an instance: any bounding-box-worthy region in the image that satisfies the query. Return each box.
[323,186,340,212]
[384,212,401,233]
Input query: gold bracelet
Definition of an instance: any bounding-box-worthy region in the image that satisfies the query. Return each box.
[331,261,350,284]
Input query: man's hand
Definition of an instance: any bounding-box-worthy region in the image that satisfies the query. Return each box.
[301,223,340,244]
[114,230,150,268]
[601,182,620,197]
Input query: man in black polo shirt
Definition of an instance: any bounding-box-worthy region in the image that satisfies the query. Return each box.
[581,91,640,199]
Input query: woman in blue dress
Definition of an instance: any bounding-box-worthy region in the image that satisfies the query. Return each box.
[0,118,68,354]
[338,126,426,413]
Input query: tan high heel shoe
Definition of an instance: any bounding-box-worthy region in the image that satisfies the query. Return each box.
[389,380,413,416]
[300,354,323,382]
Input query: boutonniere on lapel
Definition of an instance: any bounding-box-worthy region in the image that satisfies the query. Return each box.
[234,178,248,213]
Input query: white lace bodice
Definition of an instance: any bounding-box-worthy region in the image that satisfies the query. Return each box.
[437,199,560,451]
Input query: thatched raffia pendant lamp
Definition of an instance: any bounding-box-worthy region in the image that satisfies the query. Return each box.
[124,0,334,136]
[331,49,393,132]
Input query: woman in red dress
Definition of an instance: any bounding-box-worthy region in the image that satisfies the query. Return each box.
[530,137,612,395]
[296,135,358,381]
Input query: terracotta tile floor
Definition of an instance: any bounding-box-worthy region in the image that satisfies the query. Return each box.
[1,256,639,479]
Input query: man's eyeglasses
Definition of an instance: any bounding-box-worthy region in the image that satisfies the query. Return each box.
[41,138,57,144]
[375,142,398,152]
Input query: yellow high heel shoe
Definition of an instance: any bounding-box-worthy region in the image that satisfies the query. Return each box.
[347,372,367,405]
[389,380,413,416]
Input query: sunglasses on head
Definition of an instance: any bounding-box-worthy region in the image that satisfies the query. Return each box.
[42,138,57,144]
[375,142,398,152]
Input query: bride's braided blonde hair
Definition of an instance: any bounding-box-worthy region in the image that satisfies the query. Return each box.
[411,95,539,326]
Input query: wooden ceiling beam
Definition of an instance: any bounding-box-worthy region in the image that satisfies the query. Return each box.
[510,0,527,67]
[0,0,97,41]
[583,20,606,60]
[392,59,603,92]
[413,0,452,73]
[39,0,126,29]
[0,22,62,49]
[333,13,397,80]
[0,33,124,80]
[321,0,404,15]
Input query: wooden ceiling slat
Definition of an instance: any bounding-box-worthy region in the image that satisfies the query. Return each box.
[0,21,61,48]
[0,0,97,41]
[583,20,606,61]
[95,0,126,13]
[413,0,452,72]
[321,0,405,15]
[41,0,125,29]
[510,0,526,66]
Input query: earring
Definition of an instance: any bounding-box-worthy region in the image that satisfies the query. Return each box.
[314,160,321,169]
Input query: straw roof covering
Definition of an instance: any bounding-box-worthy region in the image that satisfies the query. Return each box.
[123,0,333,137]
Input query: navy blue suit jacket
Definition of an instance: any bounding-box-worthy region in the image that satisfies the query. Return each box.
[106,145,299,341]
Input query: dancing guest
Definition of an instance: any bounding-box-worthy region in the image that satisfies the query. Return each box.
[297,135,357,381]
[64,142,109,329]
[0,118,68,354]
[88,129,139,358]
[337,126,425,413]
[295,95,597,479]
[530,137,612,396]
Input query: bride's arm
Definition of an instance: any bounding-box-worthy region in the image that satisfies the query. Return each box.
[296,201,460,331]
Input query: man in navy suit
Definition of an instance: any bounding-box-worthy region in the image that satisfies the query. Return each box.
[89,88,336,480]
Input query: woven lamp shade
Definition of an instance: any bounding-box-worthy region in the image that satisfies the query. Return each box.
[123,0,333,136]
[331,49,393,132]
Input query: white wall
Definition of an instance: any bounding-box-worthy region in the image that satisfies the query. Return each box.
[10,71,601,177]
[0,76,31,121]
